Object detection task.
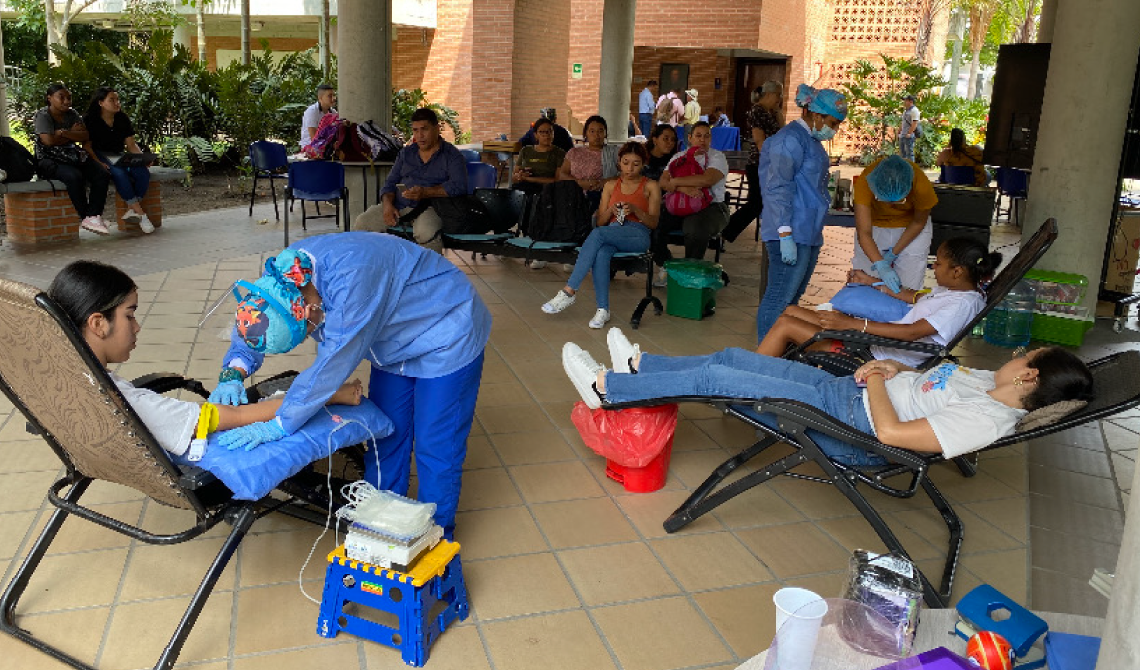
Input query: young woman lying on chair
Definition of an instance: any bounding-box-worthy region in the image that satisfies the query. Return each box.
[47,260,364,457]
[756,237,999,367]
[564,328,1093,465]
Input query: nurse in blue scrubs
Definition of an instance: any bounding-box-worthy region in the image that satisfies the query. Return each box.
[209,232,491,537]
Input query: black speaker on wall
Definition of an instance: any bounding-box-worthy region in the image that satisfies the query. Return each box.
[983,43,1051,170]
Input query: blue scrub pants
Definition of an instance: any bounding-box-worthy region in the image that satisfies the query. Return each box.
[756,241,821,340]
[365,352,485,536]
[605,348,885,467]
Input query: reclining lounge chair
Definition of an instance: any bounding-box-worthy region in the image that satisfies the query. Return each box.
[606,349,1140,607]
[0,278,358,670]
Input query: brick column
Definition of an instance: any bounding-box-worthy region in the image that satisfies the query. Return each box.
[3,192,80,246]
[114,182,164,231]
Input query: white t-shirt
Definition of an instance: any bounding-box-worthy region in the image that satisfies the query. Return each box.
[110,372,200,456]
[901,106,921,138]
[865,362,1025,459]
[667,147,729,203]
[300,102,335,149]
[870,286,984,367]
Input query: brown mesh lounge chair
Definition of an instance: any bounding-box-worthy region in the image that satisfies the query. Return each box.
[605,349,1140,607]
[0,278,354,670]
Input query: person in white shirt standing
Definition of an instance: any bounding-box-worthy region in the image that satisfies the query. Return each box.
[638,80,659,140]
[899,94,920,161]
[300,84,337,150]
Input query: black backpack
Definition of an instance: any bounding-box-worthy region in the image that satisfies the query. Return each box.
[431,195,497,235]
[473,188,526,234]
[528,181,593,244]
[0,137,37,183]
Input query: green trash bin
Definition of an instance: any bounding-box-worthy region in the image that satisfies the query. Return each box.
[664,259,725,320]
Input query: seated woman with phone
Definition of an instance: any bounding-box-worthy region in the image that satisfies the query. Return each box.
[83,86,156,233]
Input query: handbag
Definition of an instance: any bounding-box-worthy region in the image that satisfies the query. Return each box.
[664,146,712,216]
[39,142,87,166]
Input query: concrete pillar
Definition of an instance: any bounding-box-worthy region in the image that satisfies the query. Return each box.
[172,23,191,52]
[597,0,636,143]
[1037,0,1058,43]
[1097,433,1140,668]
[337,0,391,127]
[1020,0,1140,315]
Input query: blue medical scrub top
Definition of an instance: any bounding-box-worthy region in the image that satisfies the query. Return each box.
[757,120,830,246]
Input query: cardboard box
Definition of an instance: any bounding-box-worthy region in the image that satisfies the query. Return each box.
[1105,210,1140,293]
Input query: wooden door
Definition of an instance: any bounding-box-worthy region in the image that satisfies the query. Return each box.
[733,59,787,134]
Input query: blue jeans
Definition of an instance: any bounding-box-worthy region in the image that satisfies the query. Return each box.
[366,353,484,535]
[605,348,886,467]
[899,136,915,161]
[567,224,651,310]
[97,152,150,204]
[756,241,821,340]
[639,113,653,137]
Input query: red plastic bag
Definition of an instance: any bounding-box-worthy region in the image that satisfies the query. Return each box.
[570,402,679,467]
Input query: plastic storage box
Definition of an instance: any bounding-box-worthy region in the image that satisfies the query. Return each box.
[1023,270,1094,346]
[1030,308,1094,347]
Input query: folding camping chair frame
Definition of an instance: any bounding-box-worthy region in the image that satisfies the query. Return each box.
[0,280,355,670]
[606,349,1140,608]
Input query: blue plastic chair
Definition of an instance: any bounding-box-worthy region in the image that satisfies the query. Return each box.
[939,165,976,186]
[466,162,498,194]
[710,126,741,152]
[283,161,348,245]
[459,149,481,163]
[248,141,289,219]
[995,167,1028,223]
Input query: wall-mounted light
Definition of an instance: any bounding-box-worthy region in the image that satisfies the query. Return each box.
[251,21,264,32]
[102,19,115,29]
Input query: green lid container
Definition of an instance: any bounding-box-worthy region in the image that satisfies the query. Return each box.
[1023,269,1088,307]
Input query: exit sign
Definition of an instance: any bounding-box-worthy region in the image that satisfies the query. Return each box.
[572,63,583,79]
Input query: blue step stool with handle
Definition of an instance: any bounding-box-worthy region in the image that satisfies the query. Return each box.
[316,539,469,667]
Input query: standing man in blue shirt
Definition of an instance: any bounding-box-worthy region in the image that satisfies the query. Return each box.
[638,80,659,141]
[357,108,467,252]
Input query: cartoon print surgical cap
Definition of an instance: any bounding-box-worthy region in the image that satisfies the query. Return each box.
[234,275,307,354]
[866,155,915,203]
[795,84,848,122]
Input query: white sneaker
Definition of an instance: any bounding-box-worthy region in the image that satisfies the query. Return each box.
[588,308,611,329]
[653,267,668,288]
[562,343,605,409]
[542,289,576,314]
[80,215,110,235]
[607,327,640,374]
[530,260,548,269]
[138,214,155,234]
[121,210,142,225]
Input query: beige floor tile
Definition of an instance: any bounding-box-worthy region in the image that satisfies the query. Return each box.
[735,522,850,579]
[0,606,110,668]
[234,583,335,655]
[74,479,148,505]
[464,434,502,470]
[457,468,523,511]
[482,610,616,670]
[691,416,763,449]
[138,501,230,540]
[0,437,64,473]
[101,592,234,668]
[475,381,530,410]
[593,596,733,670]
[476,403,557,434]
[768,477,862,520]
[710,485,806,529]
[693,583,782,659]
[238,528,337,586]
[558,542,679,605]
[814,514,942,561]
[977,455,1029,493]
[362,623,488,670]
[32,500,144,555]
[670,419,722,452]
[453,506,548,559]
[0,470,57,512]
[785,571,850,601]
[929,467,1021,504]
[964,498,1028,544]
[669,449,739,489]
[490,429,577,466]
[615,489,725,539]
[510,461,605,503]
[532,497,639,549]
[464,553,580,620]
[0,510,37,561]
[18,548,128,613]
[234,641,360,670]
[120,535,238,601]
[651,532,775,591]
[892,505,1023,556]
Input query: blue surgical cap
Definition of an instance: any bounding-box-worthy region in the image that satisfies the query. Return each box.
[795,84,848,122]
[234,275,307,354]
[866,155,915,202]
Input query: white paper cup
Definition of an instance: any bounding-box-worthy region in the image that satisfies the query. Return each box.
[816,302,834,311]
[773,587,828,670]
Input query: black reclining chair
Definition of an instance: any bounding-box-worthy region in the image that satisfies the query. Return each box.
[0,279,357,670]
[607,349,1140,607]
[787,218,1059,376]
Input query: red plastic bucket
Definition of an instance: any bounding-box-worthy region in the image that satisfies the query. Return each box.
[604,435,674,493]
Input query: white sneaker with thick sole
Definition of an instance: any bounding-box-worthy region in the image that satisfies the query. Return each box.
[542,289,576,314]
[607,327,640,374]
[138,214,155,234]
[653,267,668,288]
[121,210,142,225]
[80,216,110,235]
[588,308,611,329]
[562,343,605,409]
[530,260,548,269]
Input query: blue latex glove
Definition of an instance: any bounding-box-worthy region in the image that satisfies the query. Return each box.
[208,380,248,406]
[881,249,898,266]
[872,260,902,293]
[779,235,798,265]
[217,420,287,451]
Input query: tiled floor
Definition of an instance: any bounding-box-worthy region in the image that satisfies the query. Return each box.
[0,200,1136,670]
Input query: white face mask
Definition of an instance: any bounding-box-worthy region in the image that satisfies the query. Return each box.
[809,116,836,142]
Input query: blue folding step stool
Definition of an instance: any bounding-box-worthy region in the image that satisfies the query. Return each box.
[316,539,469,666]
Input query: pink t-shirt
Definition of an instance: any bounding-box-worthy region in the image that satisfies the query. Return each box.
[565,147,603,181]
